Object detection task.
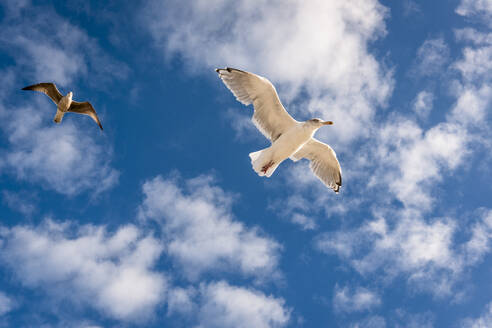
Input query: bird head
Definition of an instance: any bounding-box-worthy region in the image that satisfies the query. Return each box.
[67,91,73,99]
[307,118,333,129]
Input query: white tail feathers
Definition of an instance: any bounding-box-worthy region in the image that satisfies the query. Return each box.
[248,148,280,177]
[53,109,64,123]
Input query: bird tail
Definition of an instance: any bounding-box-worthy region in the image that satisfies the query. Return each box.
[249,148,279,177]
[53,109,64,124]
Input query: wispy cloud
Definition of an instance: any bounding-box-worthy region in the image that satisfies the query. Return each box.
[413,90,434,119]
[333,284,381,313]
[1,190,38,216]
[412,38,450,77]
[455,28,492,45]
[317,209,492,297]
[461,302,492,328]
[0,2,129,87]
[456,0,492,27]
[0,291,14,316]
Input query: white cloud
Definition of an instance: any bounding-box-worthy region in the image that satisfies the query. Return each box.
[290,213,317,231]
[0,220,166,321]
[138,175,281,280]
[453,46,492,83]
[372,118,467,210]
[0,103,119,196]
[448,84,492,126]
[463,210,492,265]
[413,38,450,77]
[456,0,492,26]
[143,0,393,145]
[333,285,381,313]
[413,90,434,119]
[197,281,290,328]
[0,292,13,316]
[461,302,492,328]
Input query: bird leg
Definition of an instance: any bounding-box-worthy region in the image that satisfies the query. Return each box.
[261,161,275,174]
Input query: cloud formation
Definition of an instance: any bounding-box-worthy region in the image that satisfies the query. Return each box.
[139,175,281,280]
[0,220,166,321]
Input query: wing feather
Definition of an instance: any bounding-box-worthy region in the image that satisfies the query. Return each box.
[292,139,342,193]
[22,83,62,104]
[216,67,297,142]
[68,101,103,130]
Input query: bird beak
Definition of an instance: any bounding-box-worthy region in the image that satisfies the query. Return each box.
[323,121,333,125]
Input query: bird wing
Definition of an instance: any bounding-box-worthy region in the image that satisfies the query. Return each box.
[68,101,103,130]
[22,83,63,104]
[291,138,342,193]
[216,67,297,142]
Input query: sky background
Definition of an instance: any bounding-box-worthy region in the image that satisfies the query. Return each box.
[0,0,491,327]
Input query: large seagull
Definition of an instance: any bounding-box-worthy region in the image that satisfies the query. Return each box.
[22,83,103,130]
[216,67,342,193]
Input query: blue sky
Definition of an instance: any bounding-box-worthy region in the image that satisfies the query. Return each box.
[0,0,491,327]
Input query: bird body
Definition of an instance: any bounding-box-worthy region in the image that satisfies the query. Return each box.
[54,91,73,123]
[250,121,320,177]
[216,67,342,192]
[57,91,73,112]
[22,83,103,130]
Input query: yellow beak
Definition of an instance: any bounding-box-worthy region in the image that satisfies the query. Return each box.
[323,121,333,125]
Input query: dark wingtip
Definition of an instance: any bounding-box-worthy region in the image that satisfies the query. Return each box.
[99,124,103,131]
[22,86,31,90]
[215,68,220,73]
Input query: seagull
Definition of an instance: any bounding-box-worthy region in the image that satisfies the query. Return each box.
[216,67,342,192]
[22,83,103,130]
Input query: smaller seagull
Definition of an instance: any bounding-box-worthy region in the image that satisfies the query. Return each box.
[22,83,103,130]
[216,67,342,192]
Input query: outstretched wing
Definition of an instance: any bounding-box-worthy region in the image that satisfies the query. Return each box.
[292,138,342,193]
[22,83,63,104]
[216,67,297,142]
[68,101,103,130]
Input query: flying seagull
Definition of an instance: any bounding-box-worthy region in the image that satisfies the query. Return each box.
[22,83,103,130]
[216,67,342,192]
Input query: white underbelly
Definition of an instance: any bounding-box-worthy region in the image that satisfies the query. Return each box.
[270,127,312,162]
[57,96,71,112]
